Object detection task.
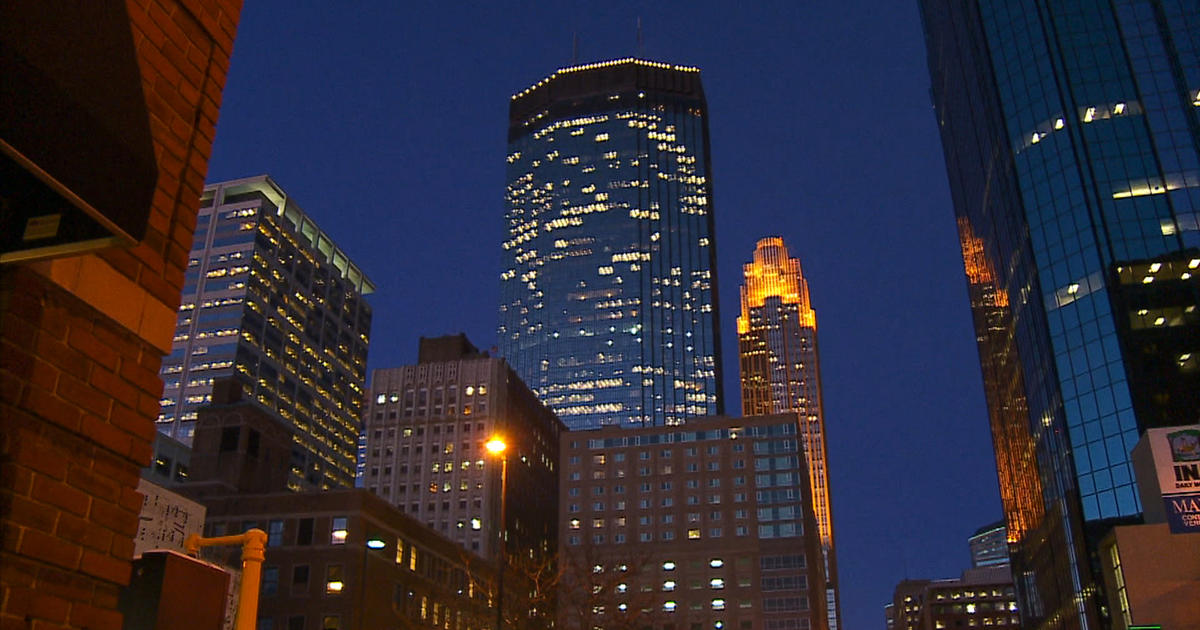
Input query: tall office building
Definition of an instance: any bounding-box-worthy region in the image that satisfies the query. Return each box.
[499,58,724,431]
[920,2,1200,628]
[968,520,1010,569]
[737,237,841,630]
[158,175,374,489]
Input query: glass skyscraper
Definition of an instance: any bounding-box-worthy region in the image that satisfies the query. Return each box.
[920,2,1200,628]
[499,59,724,430]
[158,175,373,489]
[737,237,840,630]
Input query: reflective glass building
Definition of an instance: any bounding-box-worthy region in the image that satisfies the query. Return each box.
[737,237,840,630]
[499,59,724,430]
[920,2,1200,628]
[158,175,373,489]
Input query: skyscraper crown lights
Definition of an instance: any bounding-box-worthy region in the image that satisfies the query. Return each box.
[738,237,815,334]
[512,57,701,100]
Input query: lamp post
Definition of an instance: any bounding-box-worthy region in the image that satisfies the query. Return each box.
[485,436,508,630]
[358,534,386,630]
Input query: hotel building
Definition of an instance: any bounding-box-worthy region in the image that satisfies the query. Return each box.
[737,237,840,629]
[558,414,828,630]
[499,58,724,430]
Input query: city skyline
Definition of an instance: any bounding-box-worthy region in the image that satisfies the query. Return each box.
[203,3,1004,628]
[499,58,724,430]
[7,4,1197,630]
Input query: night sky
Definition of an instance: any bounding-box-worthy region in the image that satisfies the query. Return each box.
[205,3,1002,627]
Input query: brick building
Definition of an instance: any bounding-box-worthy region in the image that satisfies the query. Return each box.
[0,2,243,628]
[884,567,1019,630]
[558,414,828,630]
[199,489,497,630]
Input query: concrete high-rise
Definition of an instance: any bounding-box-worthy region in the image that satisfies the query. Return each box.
[158,175,374,489]
[737,236,840,630]
[499,58,724,431]
[362,335,564,562]
[919,2,1200,628]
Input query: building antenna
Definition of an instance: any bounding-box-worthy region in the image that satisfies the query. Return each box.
[572,31,579,65]
[636,17,643,57]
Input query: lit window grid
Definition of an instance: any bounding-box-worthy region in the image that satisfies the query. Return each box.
[500,101,721,430]
[557,415,824,626]
[158,179,373,490]
[556,417,820,609]
[362,361,562,560]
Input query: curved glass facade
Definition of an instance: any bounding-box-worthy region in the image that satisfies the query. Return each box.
[920,1,1200,628]
[499,59,724,430]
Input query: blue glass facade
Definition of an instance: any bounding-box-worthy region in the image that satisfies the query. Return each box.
[920,2,1200,628]
[499,59,724,431]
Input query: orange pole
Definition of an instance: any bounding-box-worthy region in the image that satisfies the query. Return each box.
[185,529,268,630]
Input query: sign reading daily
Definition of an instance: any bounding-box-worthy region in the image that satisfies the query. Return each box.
[1147,425,1200,534]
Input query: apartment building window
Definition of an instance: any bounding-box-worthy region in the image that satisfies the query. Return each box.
[330,517,347,544]
[325,565,344,594]
[296,518,314,545]
[262,567,279,595]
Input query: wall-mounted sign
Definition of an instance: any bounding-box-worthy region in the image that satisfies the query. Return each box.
[1163,491,1200,534]
[1142,425,1200,534]
[134,479,205,557]
[1148,427,1200,495]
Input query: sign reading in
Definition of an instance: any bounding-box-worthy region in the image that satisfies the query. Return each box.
[1144,425,1200,534]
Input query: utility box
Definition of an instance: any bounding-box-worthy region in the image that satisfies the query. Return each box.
[120,551,231,630]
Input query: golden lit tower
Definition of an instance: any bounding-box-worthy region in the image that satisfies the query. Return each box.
[737,236,840,630]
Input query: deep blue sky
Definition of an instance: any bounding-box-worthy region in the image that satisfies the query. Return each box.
[206,3,1001,627]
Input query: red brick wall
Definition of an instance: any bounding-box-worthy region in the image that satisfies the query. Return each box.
[0,1,242,628]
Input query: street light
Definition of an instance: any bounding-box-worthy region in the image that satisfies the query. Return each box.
[358,534,386,630]
[485,436,508,630]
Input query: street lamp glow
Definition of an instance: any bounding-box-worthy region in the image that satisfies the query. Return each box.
[485,437,507,454]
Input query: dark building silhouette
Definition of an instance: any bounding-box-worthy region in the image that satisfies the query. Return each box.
[180,375,504,630]
[919,2,1200,627]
